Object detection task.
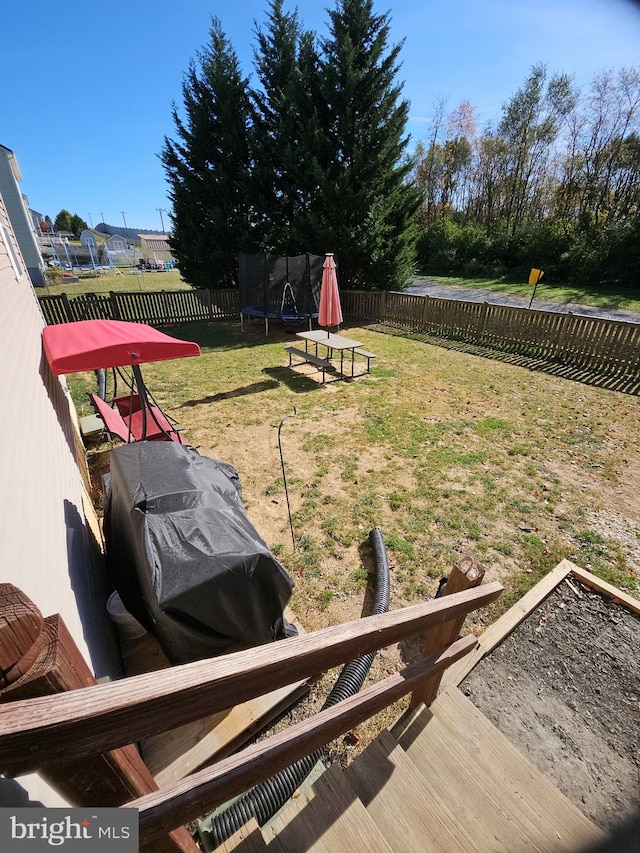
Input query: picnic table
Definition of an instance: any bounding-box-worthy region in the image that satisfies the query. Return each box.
[284,330,376,381]
[296,330,363,378]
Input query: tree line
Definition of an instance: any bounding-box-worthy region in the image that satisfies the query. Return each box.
[161,0,421,290]
[46,210,88,237]
[413,64,640,287]
[162,0,639,291]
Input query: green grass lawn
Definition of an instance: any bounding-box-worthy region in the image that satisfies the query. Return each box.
[71,318,639,645]
[417,275,640,314]
[41,267,191,297]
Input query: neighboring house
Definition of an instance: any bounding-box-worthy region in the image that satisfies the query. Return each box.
[104,233,133,265]
[0,190,121,807]
[28,208,47,235]
[0,144,45,286]
[139,233,172,264]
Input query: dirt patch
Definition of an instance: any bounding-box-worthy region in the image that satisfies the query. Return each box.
[588,509,640,575]
[461,578,640,833]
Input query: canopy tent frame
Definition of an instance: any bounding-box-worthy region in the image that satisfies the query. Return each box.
[42,319,200,443]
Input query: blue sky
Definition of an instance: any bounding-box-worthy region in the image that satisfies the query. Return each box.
[2,0,639,231]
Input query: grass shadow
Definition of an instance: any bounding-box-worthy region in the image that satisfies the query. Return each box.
[263,365,334,393]
[370,324,640,396]
[179,380,281,408]
[170,320,300,353]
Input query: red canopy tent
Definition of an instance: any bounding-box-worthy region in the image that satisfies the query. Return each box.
[42,319,200,375]
[42,320,201,442]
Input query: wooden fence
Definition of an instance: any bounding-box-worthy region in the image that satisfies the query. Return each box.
[39,289,239,326]
[343,290,640,378]
[39,287,640,378]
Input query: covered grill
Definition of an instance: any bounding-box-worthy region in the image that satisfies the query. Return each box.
[103,442,296,664]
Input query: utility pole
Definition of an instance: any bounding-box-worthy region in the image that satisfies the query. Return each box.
[156,207,166,234]
[120,211,128,231]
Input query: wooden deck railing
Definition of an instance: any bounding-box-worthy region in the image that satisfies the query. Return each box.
[134,635,477,845]
[0,582,502,848]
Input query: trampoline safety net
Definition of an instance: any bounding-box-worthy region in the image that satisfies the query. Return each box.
[238,252,324,324]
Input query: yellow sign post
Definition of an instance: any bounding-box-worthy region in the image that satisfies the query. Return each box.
[528,268,544,308]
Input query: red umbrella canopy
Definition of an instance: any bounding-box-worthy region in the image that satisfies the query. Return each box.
[318,253,343,330]
[42,319,201,375]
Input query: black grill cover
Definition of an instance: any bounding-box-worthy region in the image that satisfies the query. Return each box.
[103,442,295,664]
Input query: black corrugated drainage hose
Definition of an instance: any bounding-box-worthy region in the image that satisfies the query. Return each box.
[200,527,391,849]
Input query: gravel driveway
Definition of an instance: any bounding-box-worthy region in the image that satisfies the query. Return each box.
[405,278,640,325]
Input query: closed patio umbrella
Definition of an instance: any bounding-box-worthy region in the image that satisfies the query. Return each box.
[318,253,343,335]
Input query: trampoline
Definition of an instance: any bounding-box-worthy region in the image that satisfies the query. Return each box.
[239,253,324,334]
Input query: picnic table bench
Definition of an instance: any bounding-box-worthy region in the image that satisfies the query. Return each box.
[284,346,335,383]
[353,348,376,372]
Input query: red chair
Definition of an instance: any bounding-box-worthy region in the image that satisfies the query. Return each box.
[112,394,142,417]
[89,394,188,445]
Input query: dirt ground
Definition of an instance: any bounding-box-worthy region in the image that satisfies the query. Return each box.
[462,577,640,834]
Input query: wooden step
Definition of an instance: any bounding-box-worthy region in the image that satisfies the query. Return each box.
[431,688,605,846]
[217,818,269,852]
[344,730,479,852]
[393,687,604,851]
[263,762,392,853]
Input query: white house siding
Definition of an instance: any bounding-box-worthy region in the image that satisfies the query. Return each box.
[0,193,121,807]
[0,145,45,286]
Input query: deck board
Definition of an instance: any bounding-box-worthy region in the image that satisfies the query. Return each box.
[217,818,268,852]
[345,730,480,852]
[264,762,393,853]
[395,686,603,851]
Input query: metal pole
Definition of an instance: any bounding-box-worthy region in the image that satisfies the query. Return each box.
[278,408,297,552]
[156,207,166,234]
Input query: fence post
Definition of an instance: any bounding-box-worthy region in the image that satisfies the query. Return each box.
[60,292,74,322]
[205,288,215,322]
[379,290,388,323]
[410,555,485,708]
[421,295,430,334]
[554,311,572,362]
[478,301,489,342]
[109,291,121,320]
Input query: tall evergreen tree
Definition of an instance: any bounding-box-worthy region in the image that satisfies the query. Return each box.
[161,18,254,288]
[286,28,333,254]
[250,0,306,254]
[54,210,73,233]
[317,0,422,290]
[69,214,88,236]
